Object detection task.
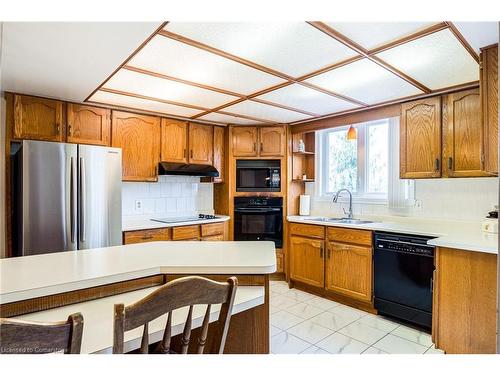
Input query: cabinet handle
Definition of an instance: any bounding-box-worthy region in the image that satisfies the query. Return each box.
[435,158,440,171]
[141,236,154,240]
[327,248,331,259]
[260,142,263,152]
[190,149,193,159]
[253,143,256,152]
[56,124,61,134]
[448,157,453,170]
[320,245,323,258]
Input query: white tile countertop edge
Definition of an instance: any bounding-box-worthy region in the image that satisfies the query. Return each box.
[122,215,230,231]
[0,241,276,304]
[287,215,498,254]
[15,285,265,354]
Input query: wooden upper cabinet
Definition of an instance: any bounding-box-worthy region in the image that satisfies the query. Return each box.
[400,97,442,178]
[111,111,161,182]
[289,235,325,288]
[231,126,258,157]
[213,126,225,183]
[188,123,213,165]
[13,95,63,142]
[442,89,487,177]
[480,44,498,176]
[160,119,188,163]
[325,241,372,302]
[259,126,286,156]
[66,104,110,146]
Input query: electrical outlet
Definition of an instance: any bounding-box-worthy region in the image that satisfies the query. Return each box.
[414,199,423,211]
[134,200,143,212]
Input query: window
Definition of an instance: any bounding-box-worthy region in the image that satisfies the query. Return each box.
[320,119,390,200]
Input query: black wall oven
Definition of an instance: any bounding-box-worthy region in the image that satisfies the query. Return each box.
[234,197,283,248]
[236,160,281,192]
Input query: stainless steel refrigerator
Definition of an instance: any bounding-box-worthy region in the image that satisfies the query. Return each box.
[11,140,122,256]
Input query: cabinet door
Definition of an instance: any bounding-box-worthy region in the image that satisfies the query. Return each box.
[67,104,110,146]
[443,89,488,177]
[161,119,188,163]
[289,235,325,288]
[481,45,498,175]
[231,126,258,157]
[189,123,213,165]
[434,247,497,353]
[400,97,442,178]
[325,242,372,302]
[213,126,225,183]
[259,126,286,157]
[13,95,63,142]
[111,111,161,182]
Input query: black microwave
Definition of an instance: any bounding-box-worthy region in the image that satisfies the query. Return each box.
[236,160,281,192]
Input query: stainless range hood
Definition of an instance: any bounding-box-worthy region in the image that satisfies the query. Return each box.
[158,162,219,177]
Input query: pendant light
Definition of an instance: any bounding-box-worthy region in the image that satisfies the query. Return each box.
[346,125,357,140]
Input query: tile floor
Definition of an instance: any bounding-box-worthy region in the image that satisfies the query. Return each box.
[269,280,444,354]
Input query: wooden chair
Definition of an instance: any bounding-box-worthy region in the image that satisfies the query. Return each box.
[113,276,237,354]
[0,313,83,354]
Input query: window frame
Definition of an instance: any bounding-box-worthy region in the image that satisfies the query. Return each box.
[318,119,390,204]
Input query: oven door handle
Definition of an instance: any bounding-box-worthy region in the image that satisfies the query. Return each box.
[234,208,282,213]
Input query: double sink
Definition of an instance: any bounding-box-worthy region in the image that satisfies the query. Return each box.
[300,217,375,225]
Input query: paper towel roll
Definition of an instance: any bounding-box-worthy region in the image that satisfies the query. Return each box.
[299,195,311,216]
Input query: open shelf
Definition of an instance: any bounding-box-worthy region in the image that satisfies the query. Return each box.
[292,151,315,155]
[292,178,315,182]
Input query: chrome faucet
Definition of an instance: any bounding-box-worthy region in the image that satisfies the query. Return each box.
[332,189,353,219]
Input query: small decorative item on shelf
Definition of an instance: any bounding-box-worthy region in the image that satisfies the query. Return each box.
[298,139,305,152]
[302,173,307,180]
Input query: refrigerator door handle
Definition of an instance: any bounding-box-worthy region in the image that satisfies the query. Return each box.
[70,157,76,243]
[79,156,86,242]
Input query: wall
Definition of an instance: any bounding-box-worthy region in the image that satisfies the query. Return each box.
[122,175,214,219]
[0,22,5,257]
[306,177,498,222]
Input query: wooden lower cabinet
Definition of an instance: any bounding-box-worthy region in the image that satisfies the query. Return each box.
[433,247,497,354]
[123,228,170,244]
[325,241,372,302]
[289,235,325,288]
[123,222,228,244]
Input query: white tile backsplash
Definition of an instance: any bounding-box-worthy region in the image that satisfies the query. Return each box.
[306,177,498,222]
[122,175,214,219]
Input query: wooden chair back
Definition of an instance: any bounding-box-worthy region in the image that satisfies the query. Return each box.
[113,276,237,354]
[0,313,83,354]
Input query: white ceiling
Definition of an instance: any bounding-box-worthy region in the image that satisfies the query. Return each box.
[1,22,161,102]
[2,22,497,125]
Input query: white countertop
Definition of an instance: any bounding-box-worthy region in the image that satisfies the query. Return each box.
[287,215,498,255]
[122,215,230,231]
[15,285,264,353]
[0,241,276,304]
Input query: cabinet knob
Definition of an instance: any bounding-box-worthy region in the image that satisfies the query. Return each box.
[448,157,453,170]
[68,124,72,136]
[190,149,193,159]
[320,245,323,258]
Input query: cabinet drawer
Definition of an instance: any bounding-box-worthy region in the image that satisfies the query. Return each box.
[123,228,170,244]
[201,222,224,237]
[289,223,325,239]
[201,234,224,241]
[172,225,200,240]
[327,227,372,246]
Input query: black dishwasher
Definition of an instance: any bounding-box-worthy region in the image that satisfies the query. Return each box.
[374,231,436,331]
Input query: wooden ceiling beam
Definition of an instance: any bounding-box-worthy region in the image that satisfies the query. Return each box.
[250,97,319,117]
[445,22,480,63]
[99,87,209,111]
[307,21,432,94]
[84,21,169,102]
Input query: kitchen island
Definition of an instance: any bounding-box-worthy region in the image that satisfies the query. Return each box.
[0,241,276,354]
